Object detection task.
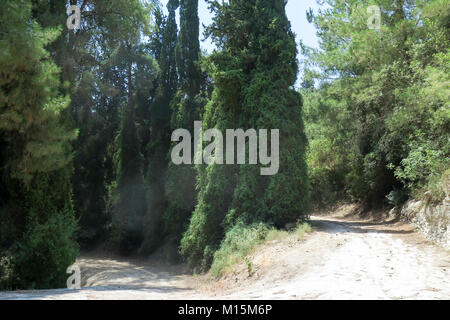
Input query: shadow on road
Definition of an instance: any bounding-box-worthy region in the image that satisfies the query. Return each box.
[310,218,415,235]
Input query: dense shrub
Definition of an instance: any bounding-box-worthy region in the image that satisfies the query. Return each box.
[12,208,78,289]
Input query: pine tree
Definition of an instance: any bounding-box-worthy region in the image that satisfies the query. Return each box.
[303,0,449,206]
[180,0,309,269]
[0,0,78,289]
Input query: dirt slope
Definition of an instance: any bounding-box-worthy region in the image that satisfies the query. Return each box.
[1,205,449,300]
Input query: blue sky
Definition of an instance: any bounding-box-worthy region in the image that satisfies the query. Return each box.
[161,0,323,50]
[159,0,325,84]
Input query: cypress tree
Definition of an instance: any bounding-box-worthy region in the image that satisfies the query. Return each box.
[113,92,147,254]
[140,0,180,254]
[180,0,309,269]
[109,1,155,254]
[176,0,202,96]
[163,0,205,259]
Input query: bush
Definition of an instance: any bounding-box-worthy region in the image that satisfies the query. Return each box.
[386,189,409,207]
[0,171,79,290]
[11,208,79,289]
[416,169,450,204]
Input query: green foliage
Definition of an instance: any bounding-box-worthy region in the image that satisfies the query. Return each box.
[0,0,77,182]
[36,0,159,251]
[386,188,409,207]
[0,0,78,290]
[211,222,312,278]
[13,199,78,289]
[180,0,309,270]
[5,0,448,289]
[163,0,206,253]
[140,0,181,254]
[266,223,312,242]
[421,169,450,203]
[180,164,235,270]
[29,0,157,247]
[176,0,202,96]
[111,102,147,253]
[390,49,450,198]
[210,222,269,278]
[303,0,450,207]
[0,171,78,290]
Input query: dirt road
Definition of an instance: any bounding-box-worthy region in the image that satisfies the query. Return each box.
[1,205,449,300]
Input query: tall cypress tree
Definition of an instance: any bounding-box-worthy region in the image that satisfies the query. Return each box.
[140,0,180,254]
[163,0,205,259]
[113,92,147,253]
[176,0,202,96]
[180,0,309,269]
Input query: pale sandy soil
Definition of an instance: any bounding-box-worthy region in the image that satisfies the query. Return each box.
[1,204,449,300]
